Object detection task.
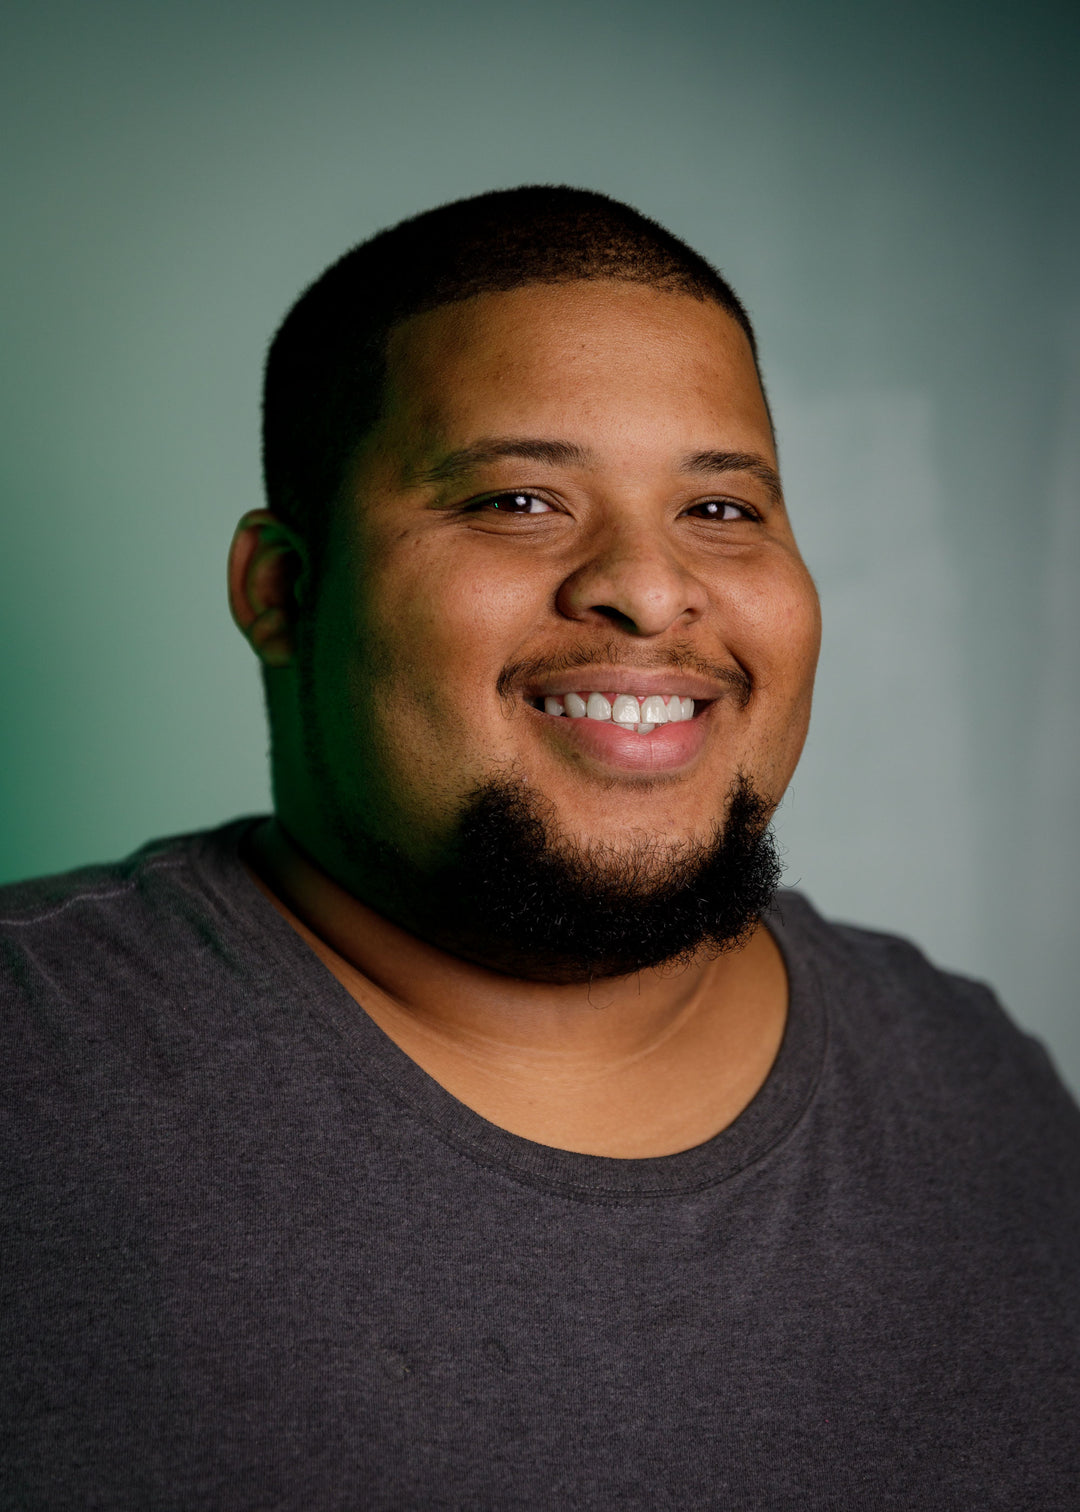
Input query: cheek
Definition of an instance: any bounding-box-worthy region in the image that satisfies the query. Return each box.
[722,555,821,688]
[351,540,545,729]
[719,556,821,774]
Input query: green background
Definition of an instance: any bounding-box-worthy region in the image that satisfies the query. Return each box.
[2,0,1077,1091]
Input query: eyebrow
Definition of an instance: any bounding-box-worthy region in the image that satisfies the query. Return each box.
[413,437,592,485]
[680,450,784,506]
[412,436,783,504]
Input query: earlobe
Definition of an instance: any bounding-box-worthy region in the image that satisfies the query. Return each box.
[227,510,308,668]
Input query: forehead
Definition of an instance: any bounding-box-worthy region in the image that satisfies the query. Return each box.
[375,281,774,470]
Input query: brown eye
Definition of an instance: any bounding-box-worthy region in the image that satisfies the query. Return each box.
[485,493,554,515]
[687,500,752,521]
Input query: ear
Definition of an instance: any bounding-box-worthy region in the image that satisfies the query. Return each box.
[227,510,309,668]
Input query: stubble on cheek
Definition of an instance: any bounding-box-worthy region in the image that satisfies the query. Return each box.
[311,617,500,869]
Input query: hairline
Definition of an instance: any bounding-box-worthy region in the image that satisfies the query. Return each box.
[335,275,774,527]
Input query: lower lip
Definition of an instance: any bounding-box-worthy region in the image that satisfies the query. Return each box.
[532,704,712,773]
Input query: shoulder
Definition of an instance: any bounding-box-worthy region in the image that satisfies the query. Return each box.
[769,888,1079,1150]
[771,886,1042,1050]
[0,820,263,1013]
[0,836,190,936]
[0,820,286,1142]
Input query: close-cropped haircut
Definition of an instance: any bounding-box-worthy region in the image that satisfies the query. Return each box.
[262,185,760,568]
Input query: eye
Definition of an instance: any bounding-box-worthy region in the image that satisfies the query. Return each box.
[684,499,756,522]
[479,491,555,515]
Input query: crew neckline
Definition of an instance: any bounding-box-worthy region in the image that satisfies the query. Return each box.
[188,818,829,1203]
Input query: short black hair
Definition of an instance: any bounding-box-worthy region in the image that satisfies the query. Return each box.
[262,185,760,564]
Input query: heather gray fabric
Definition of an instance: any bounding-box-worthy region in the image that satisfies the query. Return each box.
[2,821,1078,1511]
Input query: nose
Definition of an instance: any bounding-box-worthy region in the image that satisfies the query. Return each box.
[554,519,709,636]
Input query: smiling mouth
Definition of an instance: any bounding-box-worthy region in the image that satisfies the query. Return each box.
[527,691,702,735]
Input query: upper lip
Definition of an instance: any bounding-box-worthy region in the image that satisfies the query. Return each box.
[520,668,737,701]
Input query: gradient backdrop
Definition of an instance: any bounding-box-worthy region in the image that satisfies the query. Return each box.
[2,0,1077,1092]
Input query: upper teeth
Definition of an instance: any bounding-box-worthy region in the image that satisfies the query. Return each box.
[541,693,695,733]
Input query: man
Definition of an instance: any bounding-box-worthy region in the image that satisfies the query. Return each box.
[2,187,1077,1508]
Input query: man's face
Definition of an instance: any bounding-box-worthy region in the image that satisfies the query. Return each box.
[297,280,820,897]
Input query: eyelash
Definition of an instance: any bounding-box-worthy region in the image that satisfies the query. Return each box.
[469,492,760,522]
[472,492,555,516]
[683,499,760,523]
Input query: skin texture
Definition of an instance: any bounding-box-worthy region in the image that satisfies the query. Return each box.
[229,279,821,1156]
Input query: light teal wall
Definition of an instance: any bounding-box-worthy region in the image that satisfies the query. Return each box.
[2,0,1077,1090]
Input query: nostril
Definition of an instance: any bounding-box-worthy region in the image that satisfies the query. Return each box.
[593,605,646,634]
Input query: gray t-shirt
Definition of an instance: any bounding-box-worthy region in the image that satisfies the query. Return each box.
[2,821,1078,1510]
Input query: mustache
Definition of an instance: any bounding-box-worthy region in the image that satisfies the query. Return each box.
[496,642,752,708]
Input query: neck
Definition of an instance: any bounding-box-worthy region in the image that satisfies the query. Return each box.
[244,817,789,1157]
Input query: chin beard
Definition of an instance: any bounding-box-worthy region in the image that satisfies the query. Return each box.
[323,770,782,984]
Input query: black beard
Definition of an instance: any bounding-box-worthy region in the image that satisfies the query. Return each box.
[296,626,780,981]
[429,773,781,981]
[326,772,782,984]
